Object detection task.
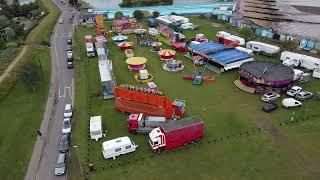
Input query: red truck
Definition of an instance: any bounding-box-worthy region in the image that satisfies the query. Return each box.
[127,113,166,134]
[148,117,204,152]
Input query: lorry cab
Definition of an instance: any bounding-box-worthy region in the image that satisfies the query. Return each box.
[148,127,166,151]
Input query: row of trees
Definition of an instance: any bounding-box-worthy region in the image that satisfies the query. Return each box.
[119,0,172,7]
[114,10,160,20]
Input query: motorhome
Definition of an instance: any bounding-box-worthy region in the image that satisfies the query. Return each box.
[246,41,280,56]
[90,116,103,141]
[102,136,138,159]
[280,51,320,70]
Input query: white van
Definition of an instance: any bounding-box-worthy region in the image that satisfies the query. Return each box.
[102,136,138,159]
[90,116,103,141]
[246,41,280,56]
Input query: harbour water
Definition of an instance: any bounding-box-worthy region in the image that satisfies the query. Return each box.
[84,0,320,40]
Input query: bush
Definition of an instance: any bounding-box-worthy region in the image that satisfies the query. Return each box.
[282,40,298,51]
[114,11,124,19]
[40,40,51,47]
[0,47,18,61]
[6,42,18,48]
[152,11,160,18]
[133,10,144,20]
[19,61,42,92]
[238,27,255,41]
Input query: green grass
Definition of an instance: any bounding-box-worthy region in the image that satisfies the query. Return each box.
[0,47,51,180]
[71,17,320,180]
[25,0,60,43]
[0,48,20,74]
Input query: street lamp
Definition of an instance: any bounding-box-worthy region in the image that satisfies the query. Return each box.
[73,145,83,176]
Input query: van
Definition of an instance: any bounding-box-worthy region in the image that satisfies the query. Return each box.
[246,41,280,56]
[90,116,103,141]
[102,136,138,159]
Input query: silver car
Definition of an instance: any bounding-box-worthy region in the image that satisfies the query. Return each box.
[295,91,313,101]
[62,118,72,134]
[261,92,280,102]
[55,153,66,176]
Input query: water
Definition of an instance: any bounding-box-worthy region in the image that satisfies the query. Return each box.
[84,0,320,40]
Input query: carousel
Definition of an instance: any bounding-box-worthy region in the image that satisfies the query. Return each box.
[118,41,133,50]
[162,60,184,72]
[112,35,128,43]
[126,57,147,71]
[158,49,176,60]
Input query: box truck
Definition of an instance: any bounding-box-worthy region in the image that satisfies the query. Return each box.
[127,113,166,134]
[149,117,204,152]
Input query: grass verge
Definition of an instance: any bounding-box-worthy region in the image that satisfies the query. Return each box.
[0,47,51,180]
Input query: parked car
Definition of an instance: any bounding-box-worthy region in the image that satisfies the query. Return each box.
[62,118,71,134]
[67,50,72,59]
[64,104,73,118]
[286,86,302,97]
[66,44,72,51]
[261,92,280,102]
[262,103,278,113]
[282,98,302,108]
[58,134,70,153]
[58,18,63,24]
[67,36,72,45]
[67,57,73,69]
[295,91,313,101]
[54,153,67,176]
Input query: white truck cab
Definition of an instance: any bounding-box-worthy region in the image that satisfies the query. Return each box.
[148,128,165,151]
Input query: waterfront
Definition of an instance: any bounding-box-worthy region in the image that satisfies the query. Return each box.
[84,0,320,39]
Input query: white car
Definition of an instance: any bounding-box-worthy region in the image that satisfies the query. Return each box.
[261,92,280,102]
[282,98,302,108]
[62,118,71,134]
[64,104,73,118]
[58,18,63,24]
[295,91,313,101]
[286,86,302,97]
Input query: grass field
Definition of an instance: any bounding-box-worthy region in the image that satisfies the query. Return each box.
[0,0,60,179]
[0,47,51,180]
[71,16,320,180]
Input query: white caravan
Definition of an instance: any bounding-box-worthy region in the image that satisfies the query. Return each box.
[280,51,320,70]
[216,31,230,38]
[85,43,95,57]
[102,136,138,159]
[246,41,280,56]
[90,116,103,141]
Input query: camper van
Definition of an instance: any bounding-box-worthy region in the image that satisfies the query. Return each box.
[102,136,138,159]
[280,51,320,70]
[90,116,103,141]
[246,41,280,56]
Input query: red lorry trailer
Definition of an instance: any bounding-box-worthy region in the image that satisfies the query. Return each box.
[148,117,204,152]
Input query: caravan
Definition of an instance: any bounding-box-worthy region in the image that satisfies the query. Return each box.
[280,51,320,70]
[90,116,103,141]
[102,136,138,159]
[246,41,280,56]
[216,31,245,46]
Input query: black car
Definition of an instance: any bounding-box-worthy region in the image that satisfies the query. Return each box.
[58,134,70,153]
[262,103,278,113]
[67,57,73,69]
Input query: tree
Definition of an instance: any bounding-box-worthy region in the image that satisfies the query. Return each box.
[282,40,298,51]
[133,10,144,20]
[0,15,9,29]
[114,11,124,19]
[19,61,42,92]
[171,12,177,15]
[152,11,160,18]
[68,0,74,6]
[5,27,16,40]
[238,27,255,41]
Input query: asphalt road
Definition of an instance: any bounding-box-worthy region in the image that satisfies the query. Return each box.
[25,1,76,180]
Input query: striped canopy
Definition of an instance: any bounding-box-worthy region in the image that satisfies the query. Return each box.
[118,42,133,48]
[158,49,176,57]
[112,35,128,42]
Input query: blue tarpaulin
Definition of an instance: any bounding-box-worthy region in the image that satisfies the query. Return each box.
[188,41,228,54]
[207,49,251,64]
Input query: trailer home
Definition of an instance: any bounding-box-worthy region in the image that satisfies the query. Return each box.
[280,51,320,70]
[90,116,103,141]
[102,136,138,159]
[246,41,280,56]
[98,60,115,99]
